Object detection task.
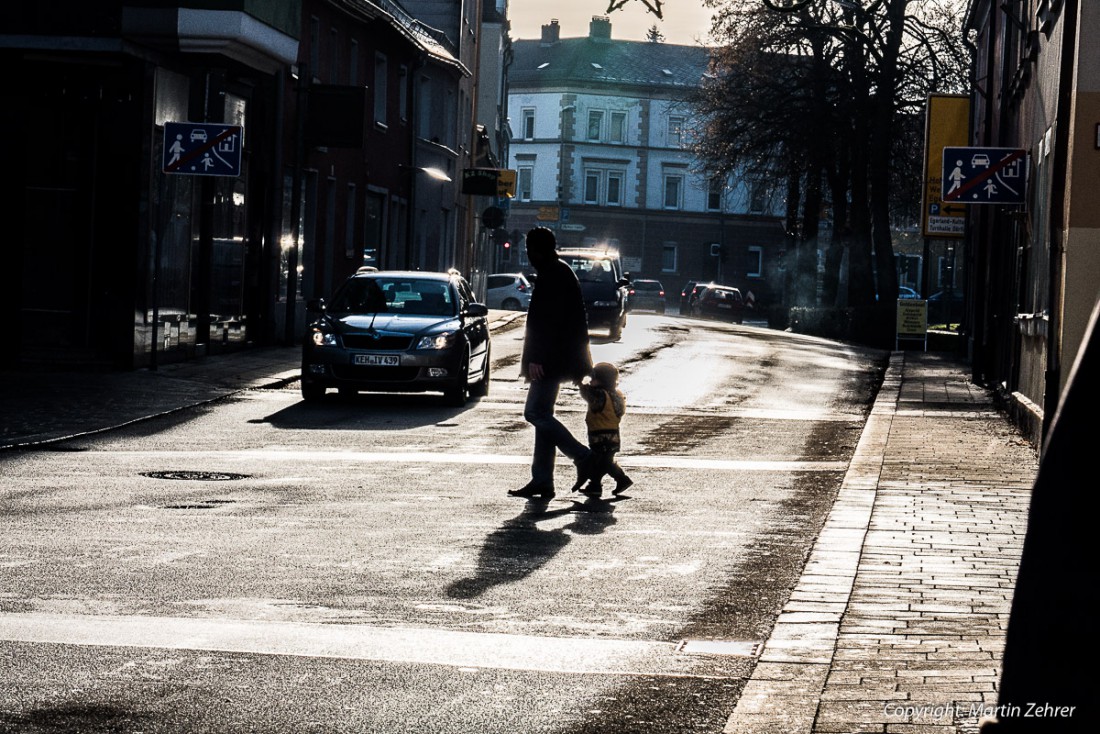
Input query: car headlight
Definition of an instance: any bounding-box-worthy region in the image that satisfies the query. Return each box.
[310,329,338,347]
[416,331,457,350]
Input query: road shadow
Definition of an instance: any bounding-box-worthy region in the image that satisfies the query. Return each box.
[255,391,482,431]
[445,499,618,599]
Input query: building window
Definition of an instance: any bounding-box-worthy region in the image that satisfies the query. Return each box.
[518,166,533,201]
[345,183,357,258]
[707,176,724,211]
[584,170,600,204]
[522,108,535,140]
[398,65,408,122]
[349,39,359,86]
[668,115,684,147]
[610,111,626,144]
[662,244,677,272]
[749,180,767,213]
[607,173,622,206]
[663,174,683,209]
[587,110,604,141]
[374,53,388,127]
[330,28,339,82]
[747,246,763,277]
[418,75,432,138]
[309,17,320,77]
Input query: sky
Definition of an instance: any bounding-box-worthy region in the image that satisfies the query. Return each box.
[508,0,718,46]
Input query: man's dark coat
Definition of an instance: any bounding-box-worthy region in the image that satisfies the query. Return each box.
[520,255,592,383]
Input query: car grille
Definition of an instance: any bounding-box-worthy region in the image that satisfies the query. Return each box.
[341,334,413,350]
[332,365,420,381]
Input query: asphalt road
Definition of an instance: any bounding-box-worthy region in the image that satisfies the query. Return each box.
[0,314,885,733]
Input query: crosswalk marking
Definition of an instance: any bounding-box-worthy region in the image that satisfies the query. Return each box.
[0,612,736,679]
[89,450,848,473]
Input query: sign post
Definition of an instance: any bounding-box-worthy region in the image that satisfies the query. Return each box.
[897,299,929,351]
[941,147,1028,205]
[162,122,243,177]
[922,95,970,238]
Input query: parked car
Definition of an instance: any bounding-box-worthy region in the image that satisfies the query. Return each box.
[485,272,532,310]
[679,281,698,314]
[627,279,666,313]
[898,286,921,299]
[557,247,630,338]
[300,270,491,406]
[692,284,745,323]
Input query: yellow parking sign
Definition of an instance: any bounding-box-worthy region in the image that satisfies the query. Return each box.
[497,169,516,198]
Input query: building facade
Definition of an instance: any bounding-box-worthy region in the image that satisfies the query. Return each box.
[964,0,1100,442]
[504,17,785,304]
[2,0,502,369]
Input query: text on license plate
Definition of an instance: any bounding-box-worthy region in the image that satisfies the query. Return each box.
[718,303,733,309]
[354,354,400,366]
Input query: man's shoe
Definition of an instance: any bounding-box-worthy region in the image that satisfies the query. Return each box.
[508,482,555,499]
[612,477,634,496]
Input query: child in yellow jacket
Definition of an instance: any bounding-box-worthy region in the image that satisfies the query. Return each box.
[572,362,633,498]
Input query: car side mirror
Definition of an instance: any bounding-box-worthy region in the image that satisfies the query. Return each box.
[466,303,489,317]
[306,298,326,313]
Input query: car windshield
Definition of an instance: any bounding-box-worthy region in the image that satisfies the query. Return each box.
[328,277,455,317]
[564,257,616,284]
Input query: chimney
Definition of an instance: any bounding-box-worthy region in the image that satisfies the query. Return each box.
[589,15,611,42]
[541,19,560,46]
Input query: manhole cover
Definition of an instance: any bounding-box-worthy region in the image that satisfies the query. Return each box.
[141,471,250,481]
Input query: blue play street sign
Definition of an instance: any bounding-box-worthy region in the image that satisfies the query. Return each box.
[942,147,1027,204]
[163,122,243,177]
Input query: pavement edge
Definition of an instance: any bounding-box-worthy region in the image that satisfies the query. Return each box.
[722,352,904,734]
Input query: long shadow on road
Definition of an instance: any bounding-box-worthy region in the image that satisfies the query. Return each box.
[445,499,618,600]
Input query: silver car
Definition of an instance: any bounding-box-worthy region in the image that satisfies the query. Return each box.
[485,272,533,310]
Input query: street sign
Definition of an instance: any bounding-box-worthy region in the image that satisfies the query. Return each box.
[942,147,1027,205]
[496,169,516,198]
[897,299,928,351]
[561,223,585,231]
[922,95,969,238]
[163,122,243,177]
[536,206,560,222]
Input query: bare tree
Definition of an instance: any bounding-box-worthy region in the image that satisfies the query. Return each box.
[694,0,967,316]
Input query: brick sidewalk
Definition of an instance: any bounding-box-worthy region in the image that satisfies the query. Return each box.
[725,352,1038,734]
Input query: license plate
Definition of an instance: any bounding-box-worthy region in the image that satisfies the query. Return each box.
[718,303,733,309]
[354,354,400,366]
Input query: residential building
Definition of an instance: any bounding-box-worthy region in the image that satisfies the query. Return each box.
[964,0,1100,443]
[505,17,785,303]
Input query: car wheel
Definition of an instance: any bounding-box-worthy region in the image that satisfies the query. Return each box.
[444,351,470,406]
[502,297,521,311]
[470,347,491,398]
[301,381,326,402]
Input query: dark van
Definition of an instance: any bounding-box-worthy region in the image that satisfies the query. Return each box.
[556,247,631,338]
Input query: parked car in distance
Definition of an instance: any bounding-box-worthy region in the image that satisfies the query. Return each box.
[557,247,630,338]
[627,279,666,313]
[898,286,921,299]
[485,272,532,310]
[680,281,698,314]
[300,270,491,406]
[692,284,745,324]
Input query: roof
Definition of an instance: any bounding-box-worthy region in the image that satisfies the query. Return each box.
[510,36,711,91]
